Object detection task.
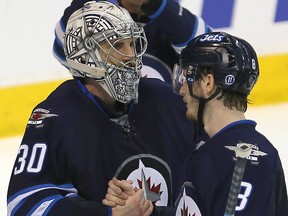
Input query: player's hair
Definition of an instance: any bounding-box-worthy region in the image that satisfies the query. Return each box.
[197,67,249,112]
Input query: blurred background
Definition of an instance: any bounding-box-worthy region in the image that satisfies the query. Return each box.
[1,0,288,214]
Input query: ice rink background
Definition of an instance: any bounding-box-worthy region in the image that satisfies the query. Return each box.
[1,103,288,215]
[1,0,288,215]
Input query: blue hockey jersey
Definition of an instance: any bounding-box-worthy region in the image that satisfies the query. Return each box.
[7,78,197,215]
[53,0,212,83]
[174,120,288,216]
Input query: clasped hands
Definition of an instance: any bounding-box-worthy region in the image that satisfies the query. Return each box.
[102,177,153,216]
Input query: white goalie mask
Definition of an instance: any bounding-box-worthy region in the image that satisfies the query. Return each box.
[64,1,147,103]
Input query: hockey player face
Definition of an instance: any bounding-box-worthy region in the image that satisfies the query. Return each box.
[96,37,143,104]
[179,74,204,121]
[99,38,137,68]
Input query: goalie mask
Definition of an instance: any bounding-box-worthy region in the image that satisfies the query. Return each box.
[64,1,147,103]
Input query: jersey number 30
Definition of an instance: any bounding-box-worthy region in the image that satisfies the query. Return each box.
[14,143,47,175]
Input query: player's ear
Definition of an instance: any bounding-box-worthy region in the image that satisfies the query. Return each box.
[204,74,215,94]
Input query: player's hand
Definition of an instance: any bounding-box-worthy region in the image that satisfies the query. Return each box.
[111,189,153,216]
[102,177,136,207]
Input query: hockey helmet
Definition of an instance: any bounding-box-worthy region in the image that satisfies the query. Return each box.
[173,32,259,95]
[64,1,147,103]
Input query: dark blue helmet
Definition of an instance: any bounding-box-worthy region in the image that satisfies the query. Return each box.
[179,31,259,95]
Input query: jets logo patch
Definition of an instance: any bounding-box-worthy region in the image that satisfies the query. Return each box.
[175,182,203,216]
[115,154,172,206]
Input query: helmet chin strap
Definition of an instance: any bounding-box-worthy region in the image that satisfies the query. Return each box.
[188,85,221,128]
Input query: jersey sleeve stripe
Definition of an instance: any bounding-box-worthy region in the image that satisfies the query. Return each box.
[7,184,77,216]
[149,0,168,19]
[27,195,63,216]
[55,19,66,45]
[171,16,209,54]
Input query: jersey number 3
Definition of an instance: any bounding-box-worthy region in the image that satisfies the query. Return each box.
[236,181,252,211]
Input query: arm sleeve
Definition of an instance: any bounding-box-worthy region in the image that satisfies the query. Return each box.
[274,156,288,216]
[53,0,93,68]
[53,0,213,66]
[6,110,110,216]
[141,0,213,54]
